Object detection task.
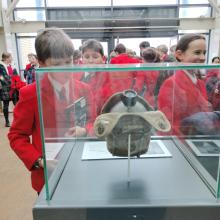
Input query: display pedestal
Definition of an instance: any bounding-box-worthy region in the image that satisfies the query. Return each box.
[33,140,220,220]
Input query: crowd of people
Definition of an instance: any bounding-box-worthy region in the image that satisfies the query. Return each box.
[0,27,219,193]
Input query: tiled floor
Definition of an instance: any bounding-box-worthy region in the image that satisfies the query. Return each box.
[0,110,36,220]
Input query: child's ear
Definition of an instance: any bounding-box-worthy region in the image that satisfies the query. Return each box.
[175,50,183,62]
[102,56,106,64]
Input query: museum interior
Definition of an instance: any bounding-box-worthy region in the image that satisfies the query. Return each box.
[1,0,220,220]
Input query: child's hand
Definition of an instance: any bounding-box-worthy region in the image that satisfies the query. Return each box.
[65,126,87,137]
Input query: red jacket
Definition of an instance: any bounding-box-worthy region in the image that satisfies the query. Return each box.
[74,71,109,114]
[205,69,220,82]
[108,54,145,105]
[158,70,211,135]
[142,70,160,108]
[7,65,14,76]
[8,77,96,192]
[110,53,140,64]
[25,63,31,71]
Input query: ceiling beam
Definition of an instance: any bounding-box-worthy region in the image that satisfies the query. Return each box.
[9,17,215,34]
[10,21,45,33]
[179,18,214,30]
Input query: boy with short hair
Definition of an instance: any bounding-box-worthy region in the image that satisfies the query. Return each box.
[8,28,96,193]
[76,39,109,113]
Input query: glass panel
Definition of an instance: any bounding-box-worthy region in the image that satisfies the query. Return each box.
[46,0,111,7]
[36,64,220,200]
[179,7,211,18]
[14,10,45,21]
[16,0,45,7]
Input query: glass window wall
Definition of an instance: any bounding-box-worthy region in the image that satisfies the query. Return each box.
[179,6,211,18]
[16,0,45,7]
[14,9,45,21]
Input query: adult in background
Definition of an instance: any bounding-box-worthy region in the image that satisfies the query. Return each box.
[0,52,24,127]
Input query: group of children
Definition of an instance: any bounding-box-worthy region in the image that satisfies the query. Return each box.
[6,28,218,193]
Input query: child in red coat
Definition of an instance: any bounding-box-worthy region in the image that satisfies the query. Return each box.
[158,34,212,135]
[75,39,109,114]
[8,28,96,193]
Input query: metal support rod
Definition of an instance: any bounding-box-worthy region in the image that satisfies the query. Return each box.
[127,134,131,183]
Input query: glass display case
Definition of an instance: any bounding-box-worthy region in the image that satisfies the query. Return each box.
[33,63,220,220]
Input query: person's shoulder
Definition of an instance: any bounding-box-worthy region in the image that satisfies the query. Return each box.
[110,56,117,64]
[110,54,127,64]
[25,63,31,70]
[0,61,6,72]
[20,82,36,91]
[19,82,37,101]
[129,56,141,63]
[0,61,4,67]
[159,74,175,90]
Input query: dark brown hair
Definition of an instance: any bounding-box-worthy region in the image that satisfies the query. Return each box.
[175,34,206,62]
[73,49,82,60]
[212,56,220,63]
[114,43,126,54]
[35,28,74,63]
[81,39,104,56]
[176,34,206,53]
[142,47,160,63]
[139,41,150,49]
